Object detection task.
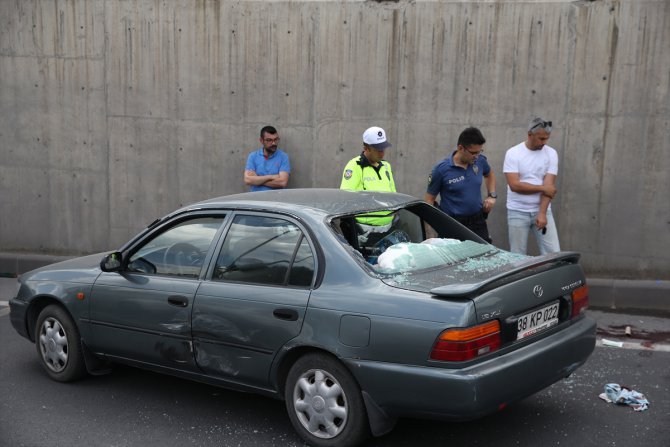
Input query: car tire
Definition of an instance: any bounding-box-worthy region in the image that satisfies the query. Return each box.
[35,305,87,382]
[285,353,370,447]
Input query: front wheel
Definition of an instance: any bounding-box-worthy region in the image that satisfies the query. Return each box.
[35,305,87,382]
[285,353,370,447]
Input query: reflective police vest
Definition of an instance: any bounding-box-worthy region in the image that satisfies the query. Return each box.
[340,154,396,225]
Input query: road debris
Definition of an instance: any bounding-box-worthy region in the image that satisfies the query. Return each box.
[601,339,623,348]
[599,383,649,412]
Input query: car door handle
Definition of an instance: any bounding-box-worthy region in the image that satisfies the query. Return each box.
[167,295,189,307]
[273,308,299,321]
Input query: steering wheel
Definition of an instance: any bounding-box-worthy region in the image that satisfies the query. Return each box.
[162,242,201,276]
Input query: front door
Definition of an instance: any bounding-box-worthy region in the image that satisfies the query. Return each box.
[89,216,226,370]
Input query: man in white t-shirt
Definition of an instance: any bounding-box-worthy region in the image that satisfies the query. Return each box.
[503,117,560,254]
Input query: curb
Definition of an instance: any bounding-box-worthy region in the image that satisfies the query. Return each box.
[587,278,670,315]
[1,252,669,314]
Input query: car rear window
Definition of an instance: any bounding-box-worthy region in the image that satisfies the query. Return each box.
[331,204,528,274]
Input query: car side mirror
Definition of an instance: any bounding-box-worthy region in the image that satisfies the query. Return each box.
[100,252,123,272]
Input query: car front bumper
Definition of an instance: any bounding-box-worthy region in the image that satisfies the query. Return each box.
[345,316,596,421]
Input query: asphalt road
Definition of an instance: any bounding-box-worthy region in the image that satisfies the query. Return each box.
[1,282,669,447]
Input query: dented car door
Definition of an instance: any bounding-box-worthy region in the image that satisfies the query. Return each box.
[192,213,315,387]
[88,216,226,370]
[89,273,201,370]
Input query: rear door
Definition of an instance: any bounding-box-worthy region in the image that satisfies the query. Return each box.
[192,212,316,388]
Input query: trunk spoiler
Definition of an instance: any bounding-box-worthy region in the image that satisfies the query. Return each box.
[429,251,581,298]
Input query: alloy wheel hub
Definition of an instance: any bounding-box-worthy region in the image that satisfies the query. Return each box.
[311,396,326,412]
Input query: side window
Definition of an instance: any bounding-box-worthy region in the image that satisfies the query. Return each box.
[394,209,426,242]
[288,237,315,287]
[214,215,315,287]
[128,217,224,278]
[335,209,425,264]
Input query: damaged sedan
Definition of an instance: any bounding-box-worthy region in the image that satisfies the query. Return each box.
[9,188,596,446]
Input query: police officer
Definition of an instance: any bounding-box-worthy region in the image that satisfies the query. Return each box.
[340,126,396,228]
[425,127,496,242]
[340,126,396,193]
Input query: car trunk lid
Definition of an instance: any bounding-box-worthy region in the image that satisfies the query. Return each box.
[382,250,587,346]
[381,250,580,296]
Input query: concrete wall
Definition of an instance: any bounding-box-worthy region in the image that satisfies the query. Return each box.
[1,0,668,279]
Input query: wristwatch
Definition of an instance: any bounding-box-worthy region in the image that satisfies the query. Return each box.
[487,192,497,199]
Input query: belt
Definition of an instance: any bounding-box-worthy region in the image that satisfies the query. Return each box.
[452,210,486,226]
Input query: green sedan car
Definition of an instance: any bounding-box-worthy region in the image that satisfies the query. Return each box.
[9,189,595,446]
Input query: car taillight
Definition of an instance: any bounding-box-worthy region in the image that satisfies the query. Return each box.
[430,320,501,362]
[571,284,589,317]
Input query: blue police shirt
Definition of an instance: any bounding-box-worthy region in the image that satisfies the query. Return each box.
[427,152,491,216]
[245,148,291,192]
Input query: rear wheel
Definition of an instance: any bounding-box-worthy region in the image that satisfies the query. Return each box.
[285,353,370,447]
[35,305,87,382]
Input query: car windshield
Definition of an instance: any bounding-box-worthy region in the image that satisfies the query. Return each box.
[330,203,528,275]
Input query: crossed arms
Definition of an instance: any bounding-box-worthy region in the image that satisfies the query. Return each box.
[244,170,289,189]
[505,172,557,229]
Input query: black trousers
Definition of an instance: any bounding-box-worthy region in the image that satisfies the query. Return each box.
[452,211,492,243]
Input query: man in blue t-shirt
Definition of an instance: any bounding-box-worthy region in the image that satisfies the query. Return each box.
[244,125,291,192]
[424,127,497,242]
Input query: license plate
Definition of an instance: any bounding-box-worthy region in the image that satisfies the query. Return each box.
[517,301,559,339]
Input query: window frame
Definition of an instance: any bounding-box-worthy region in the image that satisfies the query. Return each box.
[205,211,319,289]
[122,211,230,280]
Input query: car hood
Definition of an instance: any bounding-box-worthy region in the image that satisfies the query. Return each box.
[381,251,581,297]
[19,252,107,284]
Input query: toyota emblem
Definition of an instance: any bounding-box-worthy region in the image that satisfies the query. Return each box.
[533,285,544,298]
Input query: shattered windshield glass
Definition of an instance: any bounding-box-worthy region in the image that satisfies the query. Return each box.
[331,203,529,275]
[376,238,528,274]
[377,238,494,272]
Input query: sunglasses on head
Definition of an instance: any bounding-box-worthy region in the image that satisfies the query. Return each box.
[530,121,552,131]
